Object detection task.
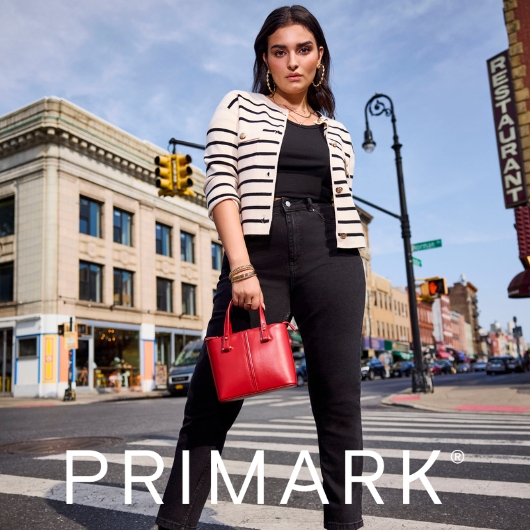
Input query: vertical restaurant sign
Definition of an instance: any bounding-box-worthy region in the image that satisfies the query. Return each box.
[487,50,528,208]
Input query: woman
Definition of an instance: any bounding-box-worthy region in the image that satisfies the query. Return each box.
[157,5,366,530]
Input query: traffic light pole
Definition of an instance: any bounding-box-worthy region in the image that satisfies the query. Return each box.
[362,93,432,393]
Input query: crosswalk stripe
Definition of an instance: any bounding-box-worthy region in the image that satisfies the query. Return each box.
[227,429,530,446]
[234,422,530,437]
[279,418,530,431]
[243,398,283,406]
[270,398,311,407]
[0,473,497,530]
[128,439,530,466]
[328,412,530,423]
[37,453,530,500]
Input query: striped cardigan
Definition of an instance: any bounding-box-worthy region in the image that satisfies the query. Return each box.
[203,90,366,249]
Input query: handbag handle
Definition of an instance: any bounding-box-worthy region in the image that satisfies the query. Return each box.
[222,300,271,352]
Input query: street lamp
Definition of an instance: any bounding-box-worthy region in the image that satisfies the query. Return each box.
[362,93,432,393]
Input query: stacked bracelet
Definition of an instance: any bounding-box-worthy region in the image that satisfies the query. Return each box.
[229,264,256,283]
[228,264,254,280]
[230,271,257,283]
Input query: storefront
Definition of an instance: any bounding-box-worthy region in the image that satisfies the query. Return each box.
[3,314,203,398]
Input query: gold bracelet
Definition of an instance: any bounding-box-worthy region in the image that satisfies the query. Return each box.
[229,264,255,281]
[230,271,257,283]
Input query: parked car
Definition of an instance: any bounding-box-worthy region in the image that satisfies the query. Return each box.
[471,361,487,372]
[456,363,470,373]
[391,361,414,378]
[486,356,520,375]
[436,360,456,374]
[361,358,387,380]
[296,358,307,387]
[429,362,442,376]
[167,339,202,396]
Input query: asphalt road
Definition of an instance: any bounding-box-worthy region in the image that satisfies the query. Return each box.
[0,372,529,530]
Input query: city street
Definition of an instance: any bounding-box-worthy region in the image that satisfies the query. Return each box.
[1,373,529,530]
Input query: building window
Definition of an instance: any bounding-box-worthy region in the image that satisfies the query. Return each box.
[182,283,196,316]
[211,242,223,270]
[376,321,380,336]
[180,231,195,263]
[79,261,102,302]
[0,262,14,302]
[156,223,172,257]
[113,208,132,246]
[0,196,15,237]
[79,196,102,238]
[113,268,133,307]
[18,337,37,358]
[157,277,173,312]
[373,291,378,306]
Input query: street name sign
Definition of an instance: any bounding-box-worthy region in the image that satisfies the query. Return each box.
[412,257,422,267]
[412,239,442,252]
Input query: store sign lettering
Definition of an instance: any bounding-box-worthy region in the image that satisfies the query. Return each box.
[487,50,528,208]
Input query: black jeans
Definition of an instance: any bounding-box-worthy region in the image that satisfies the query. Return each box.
[157,197,366,530]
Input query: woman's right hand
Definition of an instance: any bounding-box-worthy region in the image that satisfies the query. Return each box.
[232,275,265,311]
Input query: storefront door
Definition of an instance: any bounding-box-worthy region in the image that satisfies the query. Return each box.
[0,329,13,395]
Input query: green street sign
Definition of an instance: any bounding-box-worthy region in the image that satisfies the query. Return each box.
[412,256,422,267]
[412,239,442,252]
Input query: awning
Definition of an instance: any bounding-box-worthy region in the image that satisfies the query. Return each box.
[436,351,453,360]
[508,269,530,298]
[392,351,413,361]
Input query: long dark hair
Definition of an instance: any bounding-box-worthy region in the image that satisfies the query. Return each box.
[252,5,335,119]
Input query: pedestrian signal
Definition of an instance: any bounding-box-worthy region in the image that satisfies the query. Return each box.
[155,155,174,197]
[419,277,448,301]
[176,153,195,197]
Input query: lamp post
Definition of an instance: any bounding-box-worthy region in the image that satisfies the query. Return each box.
[362,93,432,393]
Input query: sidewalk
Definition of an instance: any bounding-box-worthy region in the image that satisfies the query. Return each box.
[381,374,530,415]
[0,388,170,408]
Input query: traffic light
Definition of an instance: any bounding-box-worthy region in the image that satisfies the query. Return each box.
[155,154,174,197]
[176,153,195,197]
[419,277,448,301]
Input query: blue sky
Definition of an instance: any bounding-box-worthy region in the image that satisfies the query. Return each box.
[2,0,528,338]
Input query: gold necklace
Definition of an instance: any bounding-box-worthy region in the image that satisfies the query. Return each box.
[272,94,314,120]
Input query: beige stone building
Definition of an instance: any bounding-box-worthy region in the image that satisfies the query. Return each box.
[365,272,412,358]
[392,286,411,343]
[0,97,221,397]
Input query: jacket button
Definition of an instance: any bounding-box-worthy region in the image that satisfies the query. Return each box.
[339,233,347,239]
[332,141,337,147]
[239,133,246,139]
[262,217,268,223]
[336,187,343,193]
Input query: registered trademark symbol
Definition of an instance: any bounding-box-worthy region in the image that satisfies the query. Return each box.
[451,450,464,464]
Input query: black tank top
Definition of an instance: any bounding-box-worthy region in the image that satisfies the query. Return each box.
[274,120,332,202]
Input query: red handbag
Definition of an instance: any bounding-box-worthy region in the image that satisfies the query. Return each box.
[205,301,297,402]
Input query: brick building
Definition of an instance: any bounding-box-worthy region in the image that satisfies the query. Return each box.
[417,300,434,347]
[502,0,530,296]
[432,295,453,348]
[448,280,479,354]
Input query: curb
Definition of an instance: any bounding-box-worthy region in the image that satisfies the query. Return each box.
[0,391,171,408]
[380,393,530,415]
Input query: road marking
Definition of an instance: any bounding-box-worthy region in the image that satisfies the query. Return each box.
[227,429,530,446]
[0,474,498,530]
[284,415,530,432]
[243,398,283,406]
[35,455,530,499]
[270,398,311,407]
[361,394,382,401]
[235,422,530,437]
[297,413,530,423]
[128,439,530,465]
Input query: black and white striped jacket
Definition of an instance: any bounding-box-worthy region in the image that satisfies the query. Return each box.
[203,90,366,249]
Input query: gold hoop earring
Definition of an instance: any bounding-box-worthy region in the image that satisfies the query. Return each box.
[312,63,325,88]
[266,70,275,95]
